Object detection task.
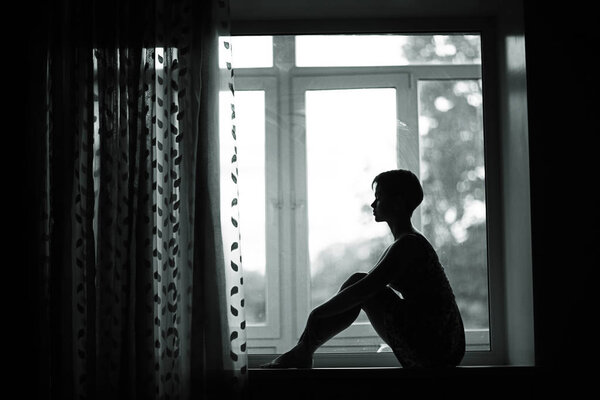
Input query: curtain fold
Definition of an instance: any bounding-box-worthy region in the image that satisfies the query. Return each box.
[35,0,247,398]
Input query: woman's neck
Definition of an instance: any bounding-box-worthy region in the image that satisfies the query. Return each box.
[387,218,415,241]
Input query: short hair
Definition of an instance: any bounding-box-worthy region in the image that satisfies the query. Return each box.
[372,169,424,216]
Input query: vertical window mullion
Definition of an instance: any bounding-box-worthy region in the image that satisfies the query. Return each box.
[290,75,310,343]
[272,35,298,353]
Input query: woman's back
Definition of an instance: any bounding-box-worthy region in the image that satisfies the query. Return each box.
[385,232,465,367]
[388,233,457,307]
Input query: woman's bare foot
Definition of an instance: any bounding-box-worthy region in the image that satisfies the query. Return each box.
[260,346,313,369]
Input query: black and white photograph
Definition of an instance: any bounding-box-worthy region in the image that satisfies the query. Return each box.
[18,0,596,398]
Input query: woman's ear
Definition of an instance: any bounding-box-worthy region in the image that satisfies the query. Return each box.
[393,194,409,215]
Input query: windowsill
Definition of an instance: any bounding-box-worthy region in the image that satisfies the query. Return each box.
[248,347,502,369]
[250,364,537,376]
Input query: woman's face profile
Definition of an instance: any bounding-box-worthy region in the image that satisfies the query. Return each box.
[371,182,393,222]
[371,181,407,222]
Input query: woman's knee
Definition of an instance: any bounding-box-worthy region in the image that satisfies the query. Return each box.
[340,272,367,291]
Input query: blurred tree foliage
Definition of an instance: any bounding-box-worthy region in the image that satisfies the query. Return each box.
[400,34,481,64]
[418,77,488,329]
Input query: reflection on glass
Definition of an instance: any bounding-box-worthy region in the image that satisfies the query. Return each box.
[418,80,489,333]
[219,90,267,324]
[305,88,397,322]
[296,34,481,67]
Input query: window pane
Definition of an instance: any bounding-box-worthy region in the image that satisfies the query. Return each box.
[418,80,490,336]
[220,90,267,324]
[296,34,481,67]
[305,89,397,325]
[219,36,273,68]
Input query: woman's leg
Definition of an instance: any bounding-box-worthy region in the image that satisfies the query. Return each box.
[260,272,366,368]
[359,286,417,367]
[297,272,367,354]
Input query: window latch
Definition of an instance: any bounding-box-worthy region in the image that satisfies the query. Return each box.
[291,200,305,210]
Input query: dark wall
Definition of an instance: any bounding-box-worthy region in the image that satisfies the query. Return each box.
[523,0,596,371]
[20,0,51,396]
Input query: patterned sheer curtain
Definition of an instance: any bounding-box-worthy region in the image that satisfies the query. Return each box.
[35,0,246,398]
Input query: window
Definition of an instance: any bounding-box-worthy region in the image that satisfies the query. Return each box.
[219,34,494,366]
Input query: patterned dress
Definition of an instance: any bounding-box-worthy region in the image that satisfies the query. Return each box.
[383,233,465,368]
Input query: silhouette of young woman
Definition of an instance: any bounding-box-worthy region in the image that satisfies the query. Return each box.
[261,169,465,369]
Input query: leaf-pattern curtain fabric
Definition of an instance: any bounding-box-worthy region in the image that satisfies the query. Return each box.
[36,0,246,398]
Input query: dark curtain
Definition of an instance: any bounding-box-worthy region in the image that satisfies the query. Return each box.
[23,0,247,398]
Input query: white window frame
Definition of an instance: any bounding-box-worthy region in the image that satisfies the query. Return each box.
[225,35,506,367]
[231,77,281,342]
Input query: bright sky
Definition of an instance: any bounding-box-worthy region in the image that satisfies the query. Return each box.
[305,89,396,260]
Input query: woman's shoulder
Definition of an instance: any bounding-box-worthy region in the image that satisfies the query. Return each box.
[395,230,431,247]
[390,231,431,257]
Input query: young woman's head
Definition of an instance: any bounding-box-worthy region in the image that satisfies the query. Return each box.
[371,169,423,221]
